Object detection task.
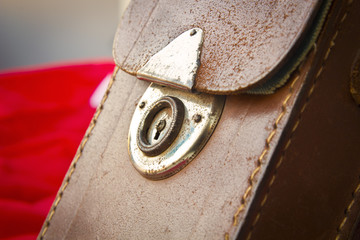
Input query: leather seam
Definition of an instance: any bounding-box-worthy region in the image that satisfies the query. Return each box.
[243,1,353,239]
[335,182,360,240]
[39,67,120,240]
[224,69,301,240]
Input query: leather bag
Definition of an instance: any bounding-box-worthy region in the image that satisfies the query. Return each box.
[39,0,360,239]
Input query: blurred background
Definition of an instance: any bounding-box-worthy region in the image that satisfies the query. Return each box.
[0,1,131,239]
[0,0,131,70]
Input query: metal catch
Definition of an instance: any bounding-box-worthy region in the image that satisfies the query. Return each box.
[128,84,225,180]
[128,28,224,180]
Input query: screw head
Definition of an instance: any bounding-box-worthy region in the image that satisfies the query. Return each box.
[139,101,146,109]
[193,114,202,123]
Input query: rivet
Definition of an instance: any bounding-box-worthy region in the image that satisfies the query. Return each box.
[139,102,146,109]
[190,29,197,36]
[193,114,202,123]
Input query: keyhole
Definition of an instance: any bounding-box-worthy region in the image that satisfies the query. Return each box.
[154,131,161,140]
[154,119,166,140]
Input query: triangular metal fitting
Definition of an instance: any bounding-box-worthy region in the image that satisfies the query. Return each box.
[137,28,204,91]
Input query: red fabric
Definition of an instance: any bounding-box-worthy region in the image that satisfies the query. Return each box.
[0,61,115,239]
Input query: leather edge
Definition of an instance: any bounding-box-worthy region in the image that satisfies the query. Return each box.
[37,67,120,240]
[235,0,358,238]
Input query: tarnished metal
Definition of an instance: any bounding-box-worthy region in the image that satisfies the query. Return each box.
[136,28,204,91]
[130,28,222,180]
[128,84,225,180]
[137,96,185,157]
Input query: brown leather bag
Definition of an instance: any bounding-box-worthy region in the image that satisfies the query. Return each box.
[39,0,360,239]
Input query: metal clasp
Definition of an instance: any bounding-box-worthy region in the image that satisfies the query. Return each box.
[128,28,225,180]
[128,84,225,180]
[137,28,204,91]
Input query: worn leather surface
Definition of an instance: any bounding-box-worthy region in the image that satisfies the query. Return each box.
[113,0,320,94]
[39,57,308,239]
[237,0,360,239]
[39,0,360,239]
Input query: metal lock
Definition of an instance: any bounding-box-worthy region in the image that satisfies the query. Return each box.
[128,28,225,180]
[128,84,225,180]
[137,95,185,157]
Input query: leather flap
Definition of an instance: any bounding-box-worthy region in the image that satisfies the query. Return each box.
[113,0,321,94]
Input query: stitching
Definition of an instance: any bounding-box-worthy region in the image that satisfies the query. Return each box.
[225,1,353,237]
[335,182,360,240]
[225,233,230,240]
[311,3,356,240]
[244,71,312,240]
[39,67,119,240]
[224,71,301,239]
[244,1,353,239]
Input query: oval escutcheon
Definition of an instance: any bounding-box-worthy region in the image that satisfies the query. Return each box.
[128,83,225,180]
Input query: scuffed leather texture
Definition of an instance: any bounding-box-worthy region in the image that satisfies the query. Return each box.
[39,63,308,239]
[113,0,320,94]
[39,0,360,239]
[237,0,360,239]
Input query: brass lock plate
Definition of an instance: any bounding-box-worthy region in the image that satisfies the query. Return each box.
[128,84,225,180]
